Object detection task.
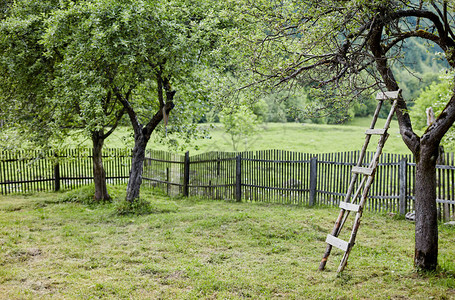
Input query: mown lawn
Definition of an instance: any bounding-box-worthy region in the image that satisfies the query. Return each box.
[0,187,454,299]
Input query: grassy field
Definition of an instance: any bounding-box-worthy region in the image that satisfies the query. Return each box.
[1,187,455,299]
[99,118,413,155]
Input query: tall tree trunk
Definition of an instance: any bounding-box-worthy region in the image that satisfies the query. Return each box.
[92,130,110,201]
[125,134,148,202]
[115,71,176,203]
[414,145,439,270]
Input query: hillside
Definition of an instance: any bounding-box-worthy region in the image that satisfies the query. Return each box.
[99,118,412,155]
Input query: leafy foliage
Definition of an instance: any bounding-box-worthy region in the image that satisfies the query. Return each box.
[228,0,455,271]
[219,105,260,151]
[58,185,113,205]
[113,197,154,215]
[410,73,455,149]
[0,0,64,149]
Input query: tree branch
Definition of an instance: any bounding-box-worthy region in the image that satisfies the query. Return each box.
[384,30,442,53]
[368,19,420,154]
[143,100,175,140]
[389,9,455,48]
[101,107,125,140]
[156,67,165,107]
[113,86,140,135]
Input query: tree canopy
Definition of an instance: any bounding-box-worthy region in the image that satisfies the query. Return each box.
[39,0,235,201]
[0,0,235,201]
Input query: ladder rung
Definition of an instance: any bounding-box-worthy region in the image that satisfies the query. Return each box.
[351,166,374,176]
[365,128,386,135]
[376,90,400,100]
[339,201,360,212]
[326,234,349,252]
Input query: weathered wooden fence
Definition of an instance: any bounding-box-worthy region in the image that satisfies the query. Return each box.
[1,148,455,220]
[143,150,455,220]
[0,148,130,194]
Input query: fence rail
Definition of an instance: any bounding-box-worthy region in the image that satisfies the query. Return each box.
[143,150,455,221]
[1,148,454,220]
[0,148,130,194]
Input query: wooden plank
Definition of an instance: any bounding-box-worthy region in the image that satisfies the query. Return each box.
[365,128,386,135]
[376,90,400,100]
[339,201,360,212]
[351,166,374,176]
[309,156,317,206]
[326,234,349,252]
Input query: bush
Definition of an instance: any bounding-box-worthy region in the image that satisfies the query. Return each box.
[113,198,154,215]
[58,185,100,205]
[58,184,121,205]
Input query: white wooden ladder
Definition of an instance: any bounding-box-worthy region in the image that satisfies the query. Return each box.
[318,89,401,273]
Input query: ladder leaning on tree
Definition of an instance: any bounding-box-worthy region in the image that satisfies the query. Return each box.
[318,89,401,273]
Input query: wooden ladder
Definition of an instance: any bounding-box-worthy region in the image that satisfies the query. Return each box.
[318,89,401,273]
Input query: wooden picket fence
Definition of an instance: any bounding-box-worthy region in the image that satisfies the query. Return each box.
[0,148,131,194]
[143,150,455,220]
[1,148,455,220]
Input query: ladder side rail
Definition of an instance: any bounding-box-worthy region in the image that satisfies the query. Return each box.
[338,175,375,272]
[336,107,396,272]
[344,99,390,204]
[336,176,368,236]
[339,129,391,236]
[368,134,390,170]
[343,98,386,207]
[320,173,368,271]
[381,99,399,131]
[368,99,384,130]
[319,100,383,271]
[337,118,395,273]
[354,100,384,168]
[319,208,346,270]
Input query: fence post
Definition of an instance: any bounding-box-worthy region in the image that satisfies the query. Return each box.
[54,152,61,192]
[309,156,317,206]
[236,154,242,202]
[166,167,170,195]
[183,151,190,197]
[399,157,408,215]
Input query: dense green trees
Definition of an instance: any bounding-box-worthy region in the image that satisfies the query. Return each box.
[42,0,231,202]
[0,0,230,202]
[0,0,127,200]
[219,105,260,151]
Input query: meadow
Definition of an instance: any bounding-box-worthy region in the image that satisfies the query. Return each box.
[83,118,414,155]
[1,186,454,299]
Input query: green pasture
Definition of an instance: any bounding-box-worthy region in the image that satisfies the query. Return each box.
[1,187,454,299]
[98,118,412,155]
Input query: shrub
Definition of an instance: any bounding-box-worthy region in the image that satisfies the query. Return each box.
[113,198,154,215]
[58,185,118,205]
[58,185,99,205]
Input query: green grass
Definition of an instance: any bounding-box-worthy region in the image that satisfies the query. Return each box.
[1,187,454,299]
[190,120,409,154]
[97,117,412,155]
[6,117,411,154]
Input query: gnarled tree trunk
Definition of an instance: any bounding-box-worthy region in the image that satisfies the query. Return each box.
[125,135,148,202]
[414,145,439,269]
[117,73,176,203]
[91,130,110,201]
